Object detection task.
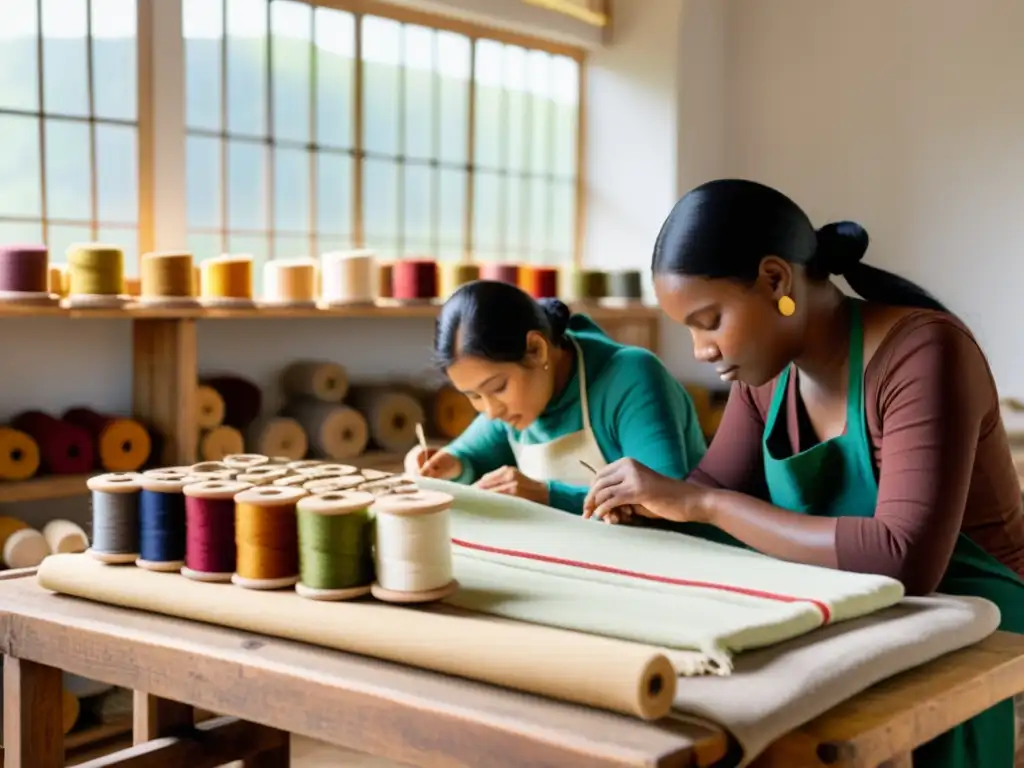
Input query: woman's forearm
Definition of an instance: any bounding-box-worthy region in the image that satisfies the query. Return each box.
[698,488,840,569]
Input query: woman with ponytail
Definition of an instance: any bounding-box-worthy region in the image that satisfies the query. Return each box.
[583,179,1024,767]
[409,279,707,516]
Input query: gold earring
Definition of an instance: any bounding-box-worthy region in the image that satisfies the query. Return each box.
[543,362,550,371]
[777,295,796,317]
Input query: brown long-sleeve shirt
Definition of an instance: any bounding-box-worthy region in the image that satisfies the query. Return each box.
[689,310,1024,594]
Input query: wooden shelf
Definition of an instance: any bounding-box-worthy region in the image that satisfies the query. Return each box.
[0,474,90,504]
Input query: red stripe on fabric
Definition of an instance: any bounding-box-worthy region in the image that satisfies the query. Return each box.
[451,537,833,624]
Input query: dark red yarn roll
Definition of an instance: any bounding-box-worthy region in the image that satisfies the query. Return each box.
[184,495,237,574]
[519,266,559,299]
[479,262,520,286]
[0,244,48,293]
[391,259,438,300]
[11,410,94,474]
[202,375,262,430]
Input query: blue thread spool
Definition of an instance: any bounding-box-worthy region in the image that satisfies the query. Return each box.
[136,471,191,572]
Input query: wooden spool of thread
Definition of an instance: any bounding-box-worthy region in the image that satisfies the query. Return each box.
[320,250,377,306]
[431,385,477,440]
[247,417,308,460]
[0,516,49,568]
[0,244,59,305]
[274,473,311,487]
[360,468,391,481]
[283,402,369,460]
[479,263,520,286]
[138,251,198,306]
[287,460,326,474]
[300,464,358,483]
[136,474,191,571]
[564,267,608,302]
[49,265,68,297]
[196,385,226,430]
[261,257,318,307]
[190,460,231,474]
[349,387,426,453]
[390,259,438,302]
[0,426,41,481]
[65,243,127,308]
[302,475,364,493]
[295,490,376,601]
[605,270,644,305]
[86,472,142,563]
[237,466,289,486]
[12,411,93,474]
[199,255,255,307]
[222,453,270,471]
[439,262,480,298]
[43,519,89,553]
[62,407,151,473]
[232,485,306,590]
[519,266,559,299]
[377,262,393,299]
[282,361,349,403]
[371,489,458,603]
[203,376,262,430]
[198,426,245,461]
[181,479,251,582]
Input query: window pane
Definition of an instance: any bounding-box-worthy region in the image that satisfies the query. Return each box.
[42,0,89,116]
[184,0,223,131]
[186,135,221,230]
[504,175,525,253]
[551,56,578,179]
[362,156,397,240]
[473,39,502,170]
[403,163,432,245]
[361,15,400,156]
[551,179,574,255]
[403,25,434,161]
[0,115,42,218]
[0,0,40,111]
[188,232,222,263]
[527,51,552,176]
[504,46,528,174]
[95,123,137,223]
[316,152,351,236]
[226,0,267,136]
[272,234,310,261]
[314,8,354,149]
[472,170,500,254]
[437,31,469,165]
[0,221,44,248]
[97,226,136,273]
[91,0,136,121]
[319,235,353,254]
[226,140,265,230]
[274,146,309,234]
[45,119,91,220]
[438,167,464,247]
[526,175,549,255]
[271,0,311,143]
[47,223,93,266]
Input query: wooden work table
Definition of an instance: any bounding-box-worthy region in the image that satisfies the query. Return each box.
[2,570,1024,768]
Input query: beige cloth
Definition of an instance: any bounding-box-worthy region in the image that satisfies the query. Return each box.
[415,477,906,672]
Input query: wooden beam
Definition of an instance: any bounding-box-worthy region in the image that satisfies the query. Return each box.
[3,657,64,768]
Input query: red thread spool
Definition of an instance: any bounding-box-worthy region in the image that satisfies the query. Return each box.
[391,259,438,301]
[11,411,94,474]
[181,479,250,582]
[479,263,520,286]
[519,266,559,299]
[201,376,263,430]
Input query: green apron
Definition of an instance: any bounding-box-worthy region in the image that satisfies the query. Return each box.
[761,301,1024,768]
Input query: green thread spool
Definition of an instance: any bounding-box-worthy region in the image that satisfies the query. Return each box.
[606,270,644,304]
[295,490,376,601]
[568,268,608,302]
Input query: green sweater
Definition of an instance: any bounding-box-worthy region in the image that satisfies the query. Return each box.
[445,314,708,516]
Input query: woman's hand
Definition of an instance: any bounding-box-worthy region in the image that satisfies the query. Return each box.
[474,466,549,505]
[583,458,709,524]
[404,446,463,480]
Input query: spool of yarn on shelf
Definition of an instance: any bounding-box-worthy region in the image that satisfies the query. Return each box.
[0,244,58,305]
[377,262,393,299]
[0,516,50,568]
[439,262,480,298]
[247,417,308,460]
[181,479,251,582]
[195,384,226,430]
[43,519,89,553]
[62,407,151,472]
[86,472,142,563]
[519,265,559,299]
[12,411,93,474]
[295,490,376,601]
[138,251,198,306]
[431,384,477,440]
[232,485,305,590]
[320,250,377,307]
[0,426,41,481]
[49,264,68,297]
[564,267,608,302]
[349,386,426,453]
[199,255,255,307]
[136,474,190,571]
[390,259,438,303]
[605,270,644,305]
[282,360,349,403]
[202,376,262,430]
[479,263,520,286]
[283,401,368,460]
[123,277,140,297]
[371,489,458,603]
[261,258,318,307]
[198,425,245,461]
[65,243,127,308]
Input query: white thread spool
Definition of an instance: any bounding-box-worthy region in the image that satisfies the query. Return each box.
[86,472,143,564]
[261,257,318,308]
[371,489,458,604]
[319,250,377,307]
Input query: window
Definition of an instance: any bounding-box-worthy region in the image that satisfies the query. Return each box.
[0,0,139,266]
[182,0,582,287]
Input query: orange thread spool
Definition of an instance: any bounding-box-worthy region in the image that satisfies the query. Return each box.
[231,485,306,590]
[519,266,559,299]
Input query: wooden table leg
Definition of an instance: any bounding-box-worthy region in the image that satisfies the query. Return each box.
[132,690,194,744]
[242,732,291,767]
[3,656,64,768]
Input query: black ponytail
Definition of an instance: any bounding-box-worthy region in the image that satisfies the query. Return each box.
[652,179,949,313]
[433,280,570,370]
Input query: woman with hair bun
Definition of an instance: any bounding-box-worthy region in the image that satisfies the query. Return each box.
[583,178,1024,767]
[407,279,707,516]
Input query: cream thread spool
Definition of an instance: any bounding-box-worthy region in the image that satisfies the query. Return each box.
[247,417,308,461]
[64,243,128,309]
[86,472,143,564]
[261,257,318,308]
[137,251,199,307]
[295,490,377,601]
[370,489,459,604]
[319,250,377,307]
[281,361,349,403]
[42,519,89,554]
[199,254,256,308]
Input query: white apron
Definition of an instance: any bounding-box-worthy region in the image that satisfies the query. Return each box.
[509,337,608,486]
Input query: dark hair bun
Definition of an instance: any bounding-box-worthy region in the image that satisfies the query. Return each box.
[815,221,869,275]
[537,298,571,340]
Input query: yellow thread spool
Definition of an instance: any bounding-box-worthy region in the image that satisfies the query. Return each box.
[139,251,199,306]
[439,262,480,298]
[261,257,318,307]
[199,255,255,307]
[65,243,127,308]
[232,485,306,590]
[48,266,67,297]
